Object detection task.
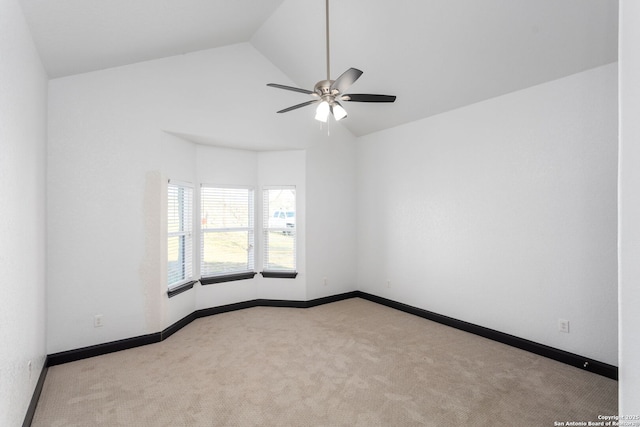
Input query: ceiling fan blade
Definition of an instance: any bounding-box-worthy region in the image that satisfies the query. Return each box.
[341,94,397,103]
[330,68,363,94]
[276,100,320,114]
[267,83,314,95]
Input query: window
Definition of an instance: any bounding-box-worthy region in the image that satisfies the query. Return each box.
[167,181,193,289]
[200,186,255,281]
[262,187,297,277]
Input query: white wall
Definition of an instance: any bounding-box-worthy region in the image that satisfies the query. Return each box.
[618,0,640,414]
[357,63,618,365]
[47,42,358,353]
[0,0,48,425]
[305,134,358,300]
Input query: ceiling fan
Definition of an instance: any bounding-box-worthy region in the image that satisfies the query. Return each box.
[267,0,396,123]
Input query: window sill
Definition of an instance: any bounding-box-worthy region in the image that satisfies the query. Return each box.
[167,280,197,298]
[260,271,298,279]
[200,272,257,285]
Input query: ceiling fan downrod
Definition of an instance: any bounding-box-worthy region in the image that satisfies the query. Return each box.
[325,0,330,81]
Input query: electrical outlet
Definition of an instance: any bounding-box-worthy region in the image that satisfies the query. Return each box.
[558,318,570,333]
[94,314,104,328]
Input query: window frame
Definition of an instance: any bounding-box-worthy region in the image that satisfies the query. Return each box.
[261,186,298,278]
[167,180,195,294]
[199,184,257,284]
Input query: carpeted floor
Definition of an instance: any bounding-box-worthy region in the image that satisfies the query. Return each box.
[32,298,617,426]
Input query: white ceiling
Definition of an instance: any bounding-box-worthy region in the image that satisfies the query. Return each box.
[20,0,285,77]
[21,0,618,137]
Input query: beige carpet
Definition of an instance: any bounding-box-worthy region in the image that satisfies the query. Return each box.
[32,298,617,426]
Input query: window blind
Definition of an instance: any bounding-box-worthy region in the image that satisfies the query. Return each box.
[201,186,255,277]
[167,182,193,288]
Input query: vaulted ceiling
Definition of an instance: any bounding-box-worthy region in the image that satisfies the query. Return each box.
[21,0,618,137]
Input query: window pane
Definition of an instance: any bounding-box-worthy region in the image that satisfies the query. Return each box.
[263,187,296,272]
[201,186,254,277]
[263,230,295,271]
[201,231,253,276]
[168,235,184,285]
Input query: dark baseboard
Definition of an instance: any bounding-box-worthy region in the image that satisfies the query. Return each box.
[22,357,49,427]
[169,292,361,339]
[43,290,617,381]
[46,291,358,367]
[161,312,197,341]
[196,299,267,318]
[305,291,360,307]
[196,291,360,316]
[47,333,161,367]
[354,291,618,380]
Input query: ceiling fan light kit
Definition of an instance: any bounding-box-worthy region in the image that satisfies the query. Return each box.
[315,100,331,122]
[331,102,347,121]
[267,0,396,123]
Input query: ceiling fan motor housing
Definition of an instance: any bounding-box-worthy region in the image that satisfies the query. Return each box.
[314,80,335,96]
